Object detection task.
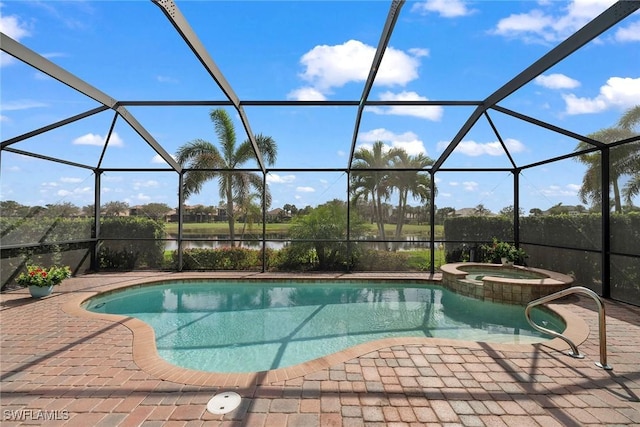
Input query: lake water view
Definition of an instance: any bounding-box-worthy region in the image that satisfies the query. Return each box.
[164,234,433,251]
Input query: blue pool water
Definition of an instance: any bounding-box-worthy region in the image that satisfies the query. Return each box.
[84,281,564,373]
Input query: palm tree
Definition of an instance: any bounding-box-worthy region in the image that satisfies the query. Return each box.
[350,141,402,241]
[389,151,434,241]
[176,108,277,246]
[619,106,640,207]
[574,106,639,213]
[474,204,491,216]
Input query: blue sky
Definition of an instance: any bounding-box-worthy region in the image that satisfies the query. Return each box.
[1,0,639,214]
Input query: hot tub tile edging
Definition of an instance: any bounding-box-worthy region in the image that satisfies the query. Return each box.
[440,262,574,305]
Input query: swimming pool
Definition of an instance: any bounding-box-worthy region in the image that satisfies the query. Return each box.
[84,280,565,373]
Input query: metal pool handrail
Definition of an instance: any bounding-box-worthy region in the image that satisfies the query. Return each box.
[525,286,612,370]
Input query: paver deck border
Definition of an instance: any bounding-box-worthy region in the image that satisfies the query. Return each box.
[62,273,590,388]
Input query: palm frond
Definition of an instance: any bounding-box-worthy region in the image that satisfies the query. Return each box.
[623,174,640,205]
[618,105,640,131]
[209,108,237,159]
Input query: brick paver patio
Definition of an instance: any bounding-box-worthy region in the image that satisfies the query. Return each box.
[1,272,639,426]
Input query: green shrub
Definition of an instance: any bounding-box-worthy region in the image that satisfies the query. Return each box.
[176,247,262,270]
[269,245,318,271]
[283,200,366,271]
[98,247,138,270]
[352,249,412,271]
[99,217,165,269]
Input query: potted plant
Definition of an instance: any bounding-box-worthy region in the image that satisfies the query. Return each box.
[482,238,527,266]
[16,265,71,298]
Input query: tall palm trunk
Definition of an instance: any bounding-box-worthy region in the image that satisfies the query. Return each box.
[392,189,410,251]
[226,184,235,247]
[374,192,386,240]
[394,189,408,240]
[373,191,389,251]
[613,178,622,213]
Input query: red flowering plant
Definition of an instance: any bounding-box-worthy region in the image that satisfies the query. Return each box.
[16,265,71,288]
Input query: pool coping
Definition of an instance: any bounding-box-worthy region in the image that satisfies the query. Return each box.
[62,273,590,388]
[440,262,575,285]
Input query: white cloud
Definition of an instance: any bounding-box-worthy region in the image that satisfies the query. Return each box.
[0,13,31,67]
[1,100,48,111]
[297,39,422,96]
[296,186,315,193]
[408,48,430,58]
[0,14,30,40]
[358,128,428,156]
[60,177,83,183]
[562,94,607,114]
[539,184,580,197]
[54,187,91,198]
[287,87,327,101]
[411,0,473,18]
[438,138,526,156]
[267,173,296,184]
[462,181,479,192]
[0,115,8,122]
[562,77,640,114]
[492,0,615,43]
[493,9,553,41]
[393,140,429,157]
[132,180,159,190]
[534,73,580,89]
[72,132,124,147]
[337,150,346,157]
[615,21,640,42]
[151,153,177,164]
[368,91,443,121]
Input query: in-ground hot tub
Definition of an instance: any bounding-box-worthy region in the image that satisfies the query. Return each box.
[440,263,574,305]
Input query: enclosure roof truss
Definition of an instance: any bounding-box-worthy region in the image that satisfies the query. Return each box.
[1,0,639,175]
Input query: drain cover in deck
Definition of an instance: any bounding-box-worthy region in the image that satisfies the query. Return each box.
[207,391,241,414]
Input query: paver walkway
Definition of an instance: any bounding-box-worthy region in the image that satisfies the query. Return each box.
[1,272,639,426]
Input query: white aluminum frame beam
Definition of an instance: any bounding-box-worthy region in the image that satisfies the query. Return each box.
[0,32,182,173]
[347,0,405,169]
[152,0,266,173]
